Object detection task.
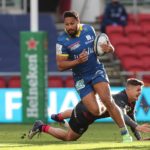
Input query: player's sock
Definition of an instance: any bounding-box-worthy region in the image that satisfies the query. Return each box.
[120,127,128,136]
[41,124,50,133]
[51,113,65,123]
[57,113,64,121]
[120,127,133,143]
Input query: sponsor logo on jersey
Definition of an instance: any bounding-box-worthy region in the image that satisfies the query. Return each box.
[85,35,94,45]
[68,41,80,51]
[86,35,92,40]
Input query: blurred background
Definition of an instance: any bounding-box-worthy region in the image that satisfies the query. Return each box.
[0,0,150,87]
[0,0,150,123]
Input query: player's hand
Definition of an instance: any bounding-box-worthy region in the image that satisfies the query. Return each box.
[100,42,114,53]
[136,123,150,133]
[77,50,88,64]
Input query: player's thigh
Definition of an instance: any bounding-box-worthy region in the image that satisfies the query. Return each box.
[93,82,112,102]
[82,91,99,115]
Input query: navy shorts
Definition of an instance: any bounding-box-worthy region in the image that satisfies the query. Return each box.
[74,69,109,99]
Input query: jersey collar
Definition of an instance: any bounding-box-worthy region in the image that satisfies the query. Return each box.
[76,24,83,37]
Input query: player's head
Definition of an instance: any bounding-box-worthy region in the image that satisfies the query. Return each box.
[126,78,144,102]
[63,10,80,37]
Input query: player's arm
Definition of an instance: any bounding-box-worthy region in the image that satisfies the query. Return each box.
[123,113,142,140]
[56,50,88,71]
[119,107,141,140]
[56,55,79,71]
[56,39,89,71]
[127,104,142,140]
[119,108,150,138]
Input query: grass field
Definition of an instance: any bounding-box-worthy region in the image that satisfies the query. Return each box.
[0,123,150,150]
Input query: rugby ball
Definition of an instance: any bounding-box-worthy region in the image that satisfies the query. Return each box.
[94,33,108,56]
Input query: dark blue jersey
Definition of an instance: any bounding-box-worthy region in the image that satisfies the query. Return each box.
[56,24,104,78]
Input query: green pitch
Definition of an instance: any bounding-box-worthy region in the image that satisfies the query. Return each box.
[0,123,150,150]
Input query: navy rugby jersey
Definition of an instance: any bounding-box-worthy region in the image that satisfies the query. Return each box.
[56,24,104,77]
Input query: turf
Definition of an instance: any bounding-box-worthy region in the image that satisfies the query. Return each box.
[0,123,150,150]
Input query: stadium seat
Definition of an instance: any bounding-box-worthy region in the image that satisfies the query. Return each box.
[121,57,144,72]
[125,25,143,38]
[115,47,136,59]
[130,36,149,47]
[106,25,124,37]
[111,36,131,50]
[127,14,139,25]
[0,76,7,88]
[142,24,150,36]
[65,76,74,87]
[48,76,64,87]
[142,56,150,85]
[135,46,150,58]
[139,13,150,26]
[143,75,150,86]
[142,56,150,71]
[8,76,21,88]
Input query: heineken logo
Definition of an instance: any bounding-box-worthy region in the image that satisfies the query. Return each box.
[26,54,38,118]
[26,38,39,50]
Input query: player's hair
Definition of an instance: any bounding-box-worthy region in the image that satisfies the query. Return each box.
[126,78,144,86]
[63,10,79,21]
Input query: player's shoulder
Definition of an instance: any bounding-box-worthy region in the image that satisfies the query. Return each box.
[57,31,68,44]
[82,24,95,32]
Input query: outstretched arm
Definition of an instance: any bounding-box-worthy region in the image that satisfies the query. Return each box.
[123,113,141,140]
[123,113,150,140]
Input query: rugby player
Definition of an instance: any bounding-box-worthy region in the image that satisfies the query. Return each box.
[51,78,146,140]
[55,10,132,142]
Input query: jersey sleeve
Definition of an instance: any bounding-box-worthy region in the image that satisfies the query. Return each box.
[56,40,69,57]
[91,26,96,38]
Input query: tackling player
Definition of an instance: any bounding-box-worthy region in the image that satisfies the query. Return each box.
[51,78,149,140]
[28,78,150,141]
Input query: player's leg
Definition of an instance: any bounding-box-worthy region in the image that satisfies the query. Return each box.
[28,120,80,141]
[94,82,132,142]
[51,109,72,123]
[42,124,80,141]
[82,91,100,116]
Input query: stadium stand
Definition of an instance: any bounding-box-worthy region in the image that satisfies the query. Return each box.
[139,13,150,26]
[8,76,21,88]
[115,47,136,60]
[0,76,7,88]
[135,46,150,58]
[111,36,131,50]
[124,24,143,39]
[65,76,74,87]
[106,25,124,37]
[127,14,138,25]
[130,36,149,47]
[142,24,150,36]
[48,76,64,87]
[121,57,144,72]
